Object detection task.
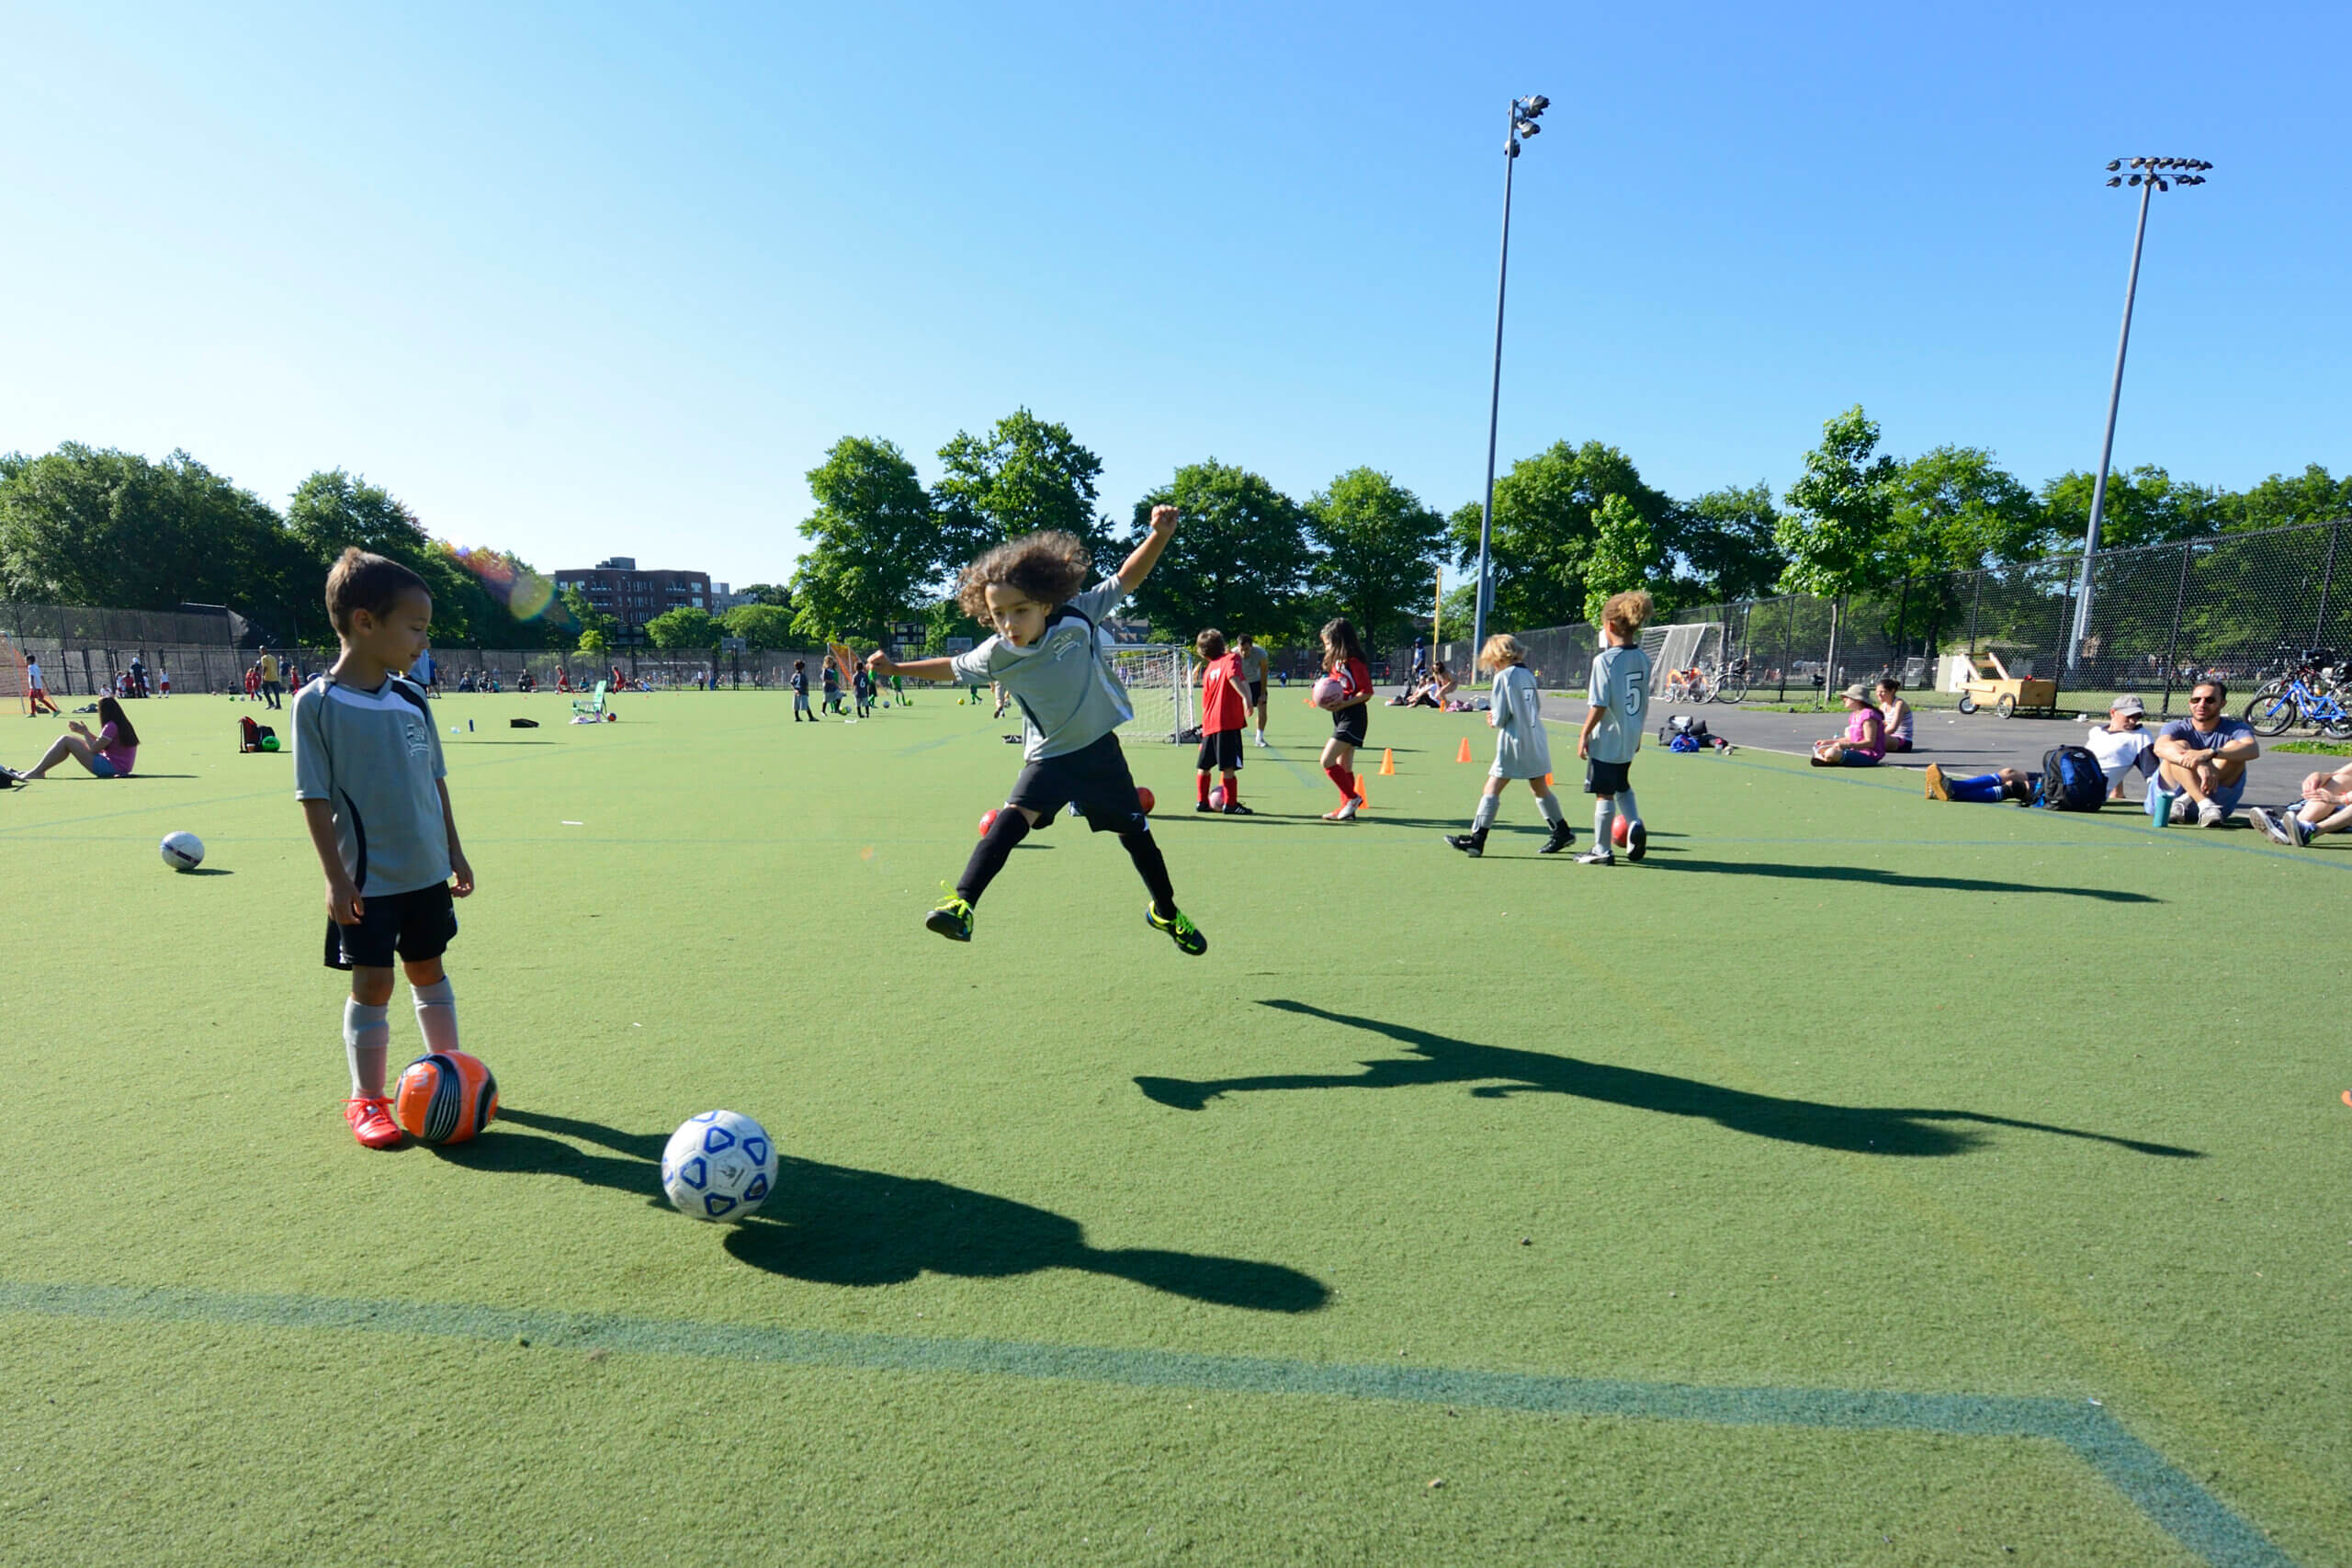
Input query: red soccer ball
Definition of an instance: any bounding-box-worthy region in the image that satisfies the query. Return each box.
[1136,786,1156,814]
[978,808,999,838]
[1611,814,1631,848]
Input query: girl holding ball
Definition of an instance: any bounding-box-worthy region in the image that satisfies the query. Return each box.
[1317,617,1374,821]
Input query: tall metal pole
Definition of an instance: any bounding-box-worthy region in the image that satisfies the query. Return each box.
[2068,176,2154,673]
[1470,103,1518,665]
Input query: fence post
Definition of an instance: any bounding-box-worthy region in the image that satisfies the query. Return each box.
[1777,596,1793,702]
[2313,519,2342,648]
[2050,562,2073,708]
[2159,539,2193,717]
[1966,572,1983,657]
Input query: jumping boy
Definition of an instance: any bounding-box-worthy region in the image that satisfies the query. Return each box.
[1575,590,1653,864]
[1193,628,1252,814]
[790,660,813,722]
[865,508,1206,954]
[293,548,475,1150]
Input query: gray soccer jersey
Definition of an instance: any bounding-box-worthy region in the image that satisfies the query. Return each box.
[292,674,451,897]
[950,579,1135,760]
[1586,644,1651,764]
[1487,663,1553,779]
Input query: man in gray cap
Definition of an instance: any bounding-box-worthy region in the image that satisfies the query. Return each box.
[2082,694,2159,801]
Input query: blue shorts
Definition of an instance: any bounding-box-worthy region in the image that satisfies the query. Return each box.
[2210,776,2246,814]
[1839,751,1881,767]
[86,756,119,778]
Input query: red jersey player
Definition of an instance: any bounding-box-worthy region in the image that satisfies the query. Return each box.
[1193,629,1252,815]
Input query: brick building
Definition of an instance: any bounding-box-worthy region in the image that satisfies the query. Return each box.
[553,558,713,646]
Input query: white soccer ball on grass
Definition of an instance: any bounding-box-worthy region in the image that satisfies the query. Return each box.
[160,831,204,872]
[661,1110,777,1221]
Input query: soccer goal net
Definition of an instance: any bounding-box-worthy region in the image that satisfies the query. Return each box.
[0,633,27,717]
[1110,646,1196,742]
[1640,623,1724,694]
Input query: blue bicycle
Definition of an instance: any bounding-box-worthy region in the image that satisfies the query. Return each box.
[2243,649,2352,738]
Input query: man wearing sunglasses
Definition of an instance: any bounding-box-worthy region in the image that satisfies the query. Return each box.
[2154,680,2259,827]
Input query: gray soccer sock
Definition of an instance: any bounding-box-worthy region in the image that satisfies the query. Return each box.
[1594,799,1616,845]
[1615,788,1640,824]
[344,1000,390,1099]
[1537,791,1566,826]
[1471,795,1499,833]
[413,976,459,1055]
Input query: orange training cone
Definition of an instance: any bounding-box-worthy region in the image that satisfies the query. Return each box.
[1379,748,1395,775]
[1455,737,1473,763]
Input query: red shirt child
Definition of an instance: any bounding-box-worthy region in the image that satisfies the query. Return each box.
[1193,637,1254,814]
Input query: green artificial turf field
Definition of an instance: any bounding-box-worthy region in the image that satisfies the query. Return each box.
[2,690,2346,1566]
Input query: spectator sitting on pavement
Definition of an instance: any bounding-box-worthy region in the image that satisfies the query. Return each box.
[2154,681,2258,827]
[2251,761,2352,848]
[1811,684,1886,767]
[1876,678,1914,752]
[2081,694,2159,800]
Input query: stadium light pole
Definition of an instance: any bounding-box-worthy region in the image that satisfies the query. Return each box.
[1470,93,1549,667]
[2067,156,2211,674]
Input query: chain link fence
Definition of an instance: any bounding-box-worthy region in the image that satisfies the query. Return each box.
[1438,516,2352,716]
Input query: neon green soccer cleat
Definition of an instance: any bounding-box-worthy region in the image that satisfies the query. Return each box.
[925,891,975,942]
[1147,904,1208,956]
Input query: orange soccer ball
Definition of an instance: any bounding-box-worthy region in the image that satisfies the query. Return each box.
[1136,786,1155,814]
[392,1050,500,1145]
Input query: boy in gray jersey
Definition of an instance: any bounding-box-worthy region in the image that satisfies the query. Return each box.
[294,548,476,1149]
[1575,590,1654,865]
[867,509,1207,955]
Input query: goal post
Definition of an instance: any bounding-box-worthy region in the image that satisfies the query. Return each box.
[0,631,27,716]
[1641,623,1724,694]
[1109,645,1195,742]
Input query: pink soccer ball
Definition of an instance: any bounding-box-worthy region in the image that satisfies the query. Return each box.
[1311,675,1348,709]
[1208,785,1227,810]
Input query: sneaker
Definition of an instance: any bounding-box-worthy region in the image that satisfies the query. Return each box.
[1444,832,1484,858]
[2295,815,2315,847]
[2170,794,2197,826]
[1253,733,1268,748]
[1146,904,1208,955]
[1923,763,1950,802]
[1334,798,1360,821]
[1195,800,1215,813]
[1220,801,1255,816]
[1537,821,1576,854]
[924,892,975,942]
[1624,820,1647,862]
[2198,799,2226,829]
[1573,849,1616,865]
[344,1097,404,1149]
[2250,807,2295,846]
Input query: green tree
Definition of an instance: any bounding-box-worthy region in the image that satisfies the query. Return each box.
[1305,468,1446,649]
[1581,494,1664,625]
[1447,441,1677,630]
[719,603,797,649]
[735,582,795,609]
[286,468,430,564]
[1775,406,1900,594]
[2038,465,2229,553]
[933,408,1113,565]
[1670,482,1783,604]
[2224,464,2352,534]
[1886,446,2044,574]
[788,436,937,643]
[560,586,619,652]
[644,606,718,648]
[1122,461,1312,642]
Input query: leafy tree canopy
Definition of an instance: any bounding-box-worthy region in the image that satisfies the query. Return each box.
[1775,406,1900,594]
[1672,482,1784,604]
[643,605,719,649]
[788,435,935,644]
[1448,441,1678,630]
[719,603,797,649]
[1122,461,1312,643]
[1306,468,1446,648]
[1582,494,1665,625]
[934,408,1112,566]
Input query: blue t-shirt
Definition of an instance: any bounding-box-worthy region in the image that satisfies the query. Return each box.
[2158,715,2252,753]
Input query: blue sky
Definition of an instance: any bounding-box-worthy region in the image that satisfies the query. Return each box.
[4,1,2345,588]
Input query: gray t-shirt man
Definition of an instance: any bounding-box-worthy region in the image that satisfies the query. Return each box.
[1586,644,1652,764]
[950,580,1135,761]
[292,674,450,897]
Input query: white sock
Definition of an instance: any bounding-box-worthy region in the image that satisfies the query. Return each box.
[1615,789,1640,826]
[1594,799,1616,847]
[1537,792,1565,826]
[344,1000,390,1099]
[1471,796,1499,833]
[413,976,459,1055]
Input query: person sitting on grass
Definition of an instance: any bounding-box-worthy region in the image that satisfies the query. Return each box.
[11,695,139,781]
[2154,681,2258,828]
[1811,683,1886,767]
[1876,678,1914,752]
[2250,761,2352,848]
[2082,694,2159,800]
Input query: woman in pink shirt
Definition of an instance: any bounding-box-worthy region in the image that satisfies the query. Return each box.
[12,696,140,780]
[1811,683,1885,767]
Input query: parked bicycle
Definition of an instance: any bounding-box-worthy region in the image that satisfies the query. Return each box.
[2243,648,2352,738]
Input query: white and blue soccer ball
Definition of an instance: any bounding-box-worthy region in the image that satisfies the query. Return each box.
[661,1110,777,1222]
[159,831,204,872]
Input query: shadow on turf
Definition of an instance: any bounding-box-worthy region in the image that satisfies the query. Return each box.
[1131,1001,2200,1160]
[447,1108,1328,1313]
[1656,859,2159,903]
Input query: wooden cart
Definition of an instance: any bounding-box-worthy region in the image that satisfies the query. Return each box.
[1954,650,2057,718]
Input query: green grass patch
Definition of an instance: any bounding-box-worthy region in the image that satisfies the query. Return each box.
[2269,739,2352,756]
[0,693,2344,1565]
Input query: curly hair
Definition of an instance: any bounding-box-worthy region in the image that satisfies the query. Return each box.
[956,531,1091,621]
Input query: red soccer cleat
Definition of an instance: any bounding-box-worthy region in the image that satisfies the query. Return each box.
[344,1096,405,1149]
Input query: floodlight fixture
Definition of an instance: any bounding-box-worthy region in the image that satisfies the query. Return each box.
[1472,92,1552,659]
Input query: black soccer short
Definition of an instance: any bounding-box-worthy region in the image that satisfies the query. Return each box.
[1004,732,1149,835]
[1195,729,1244,773]
[1584,758,1634,796]
[1248,678,1266,707]
[323,882,458,971]
[1330,705,1369,749]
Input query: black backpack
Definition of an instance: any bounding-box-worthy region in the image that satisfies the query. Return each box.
[2034,745,2107,811]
